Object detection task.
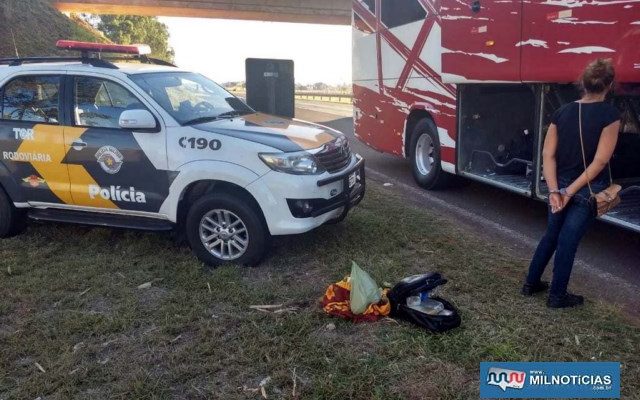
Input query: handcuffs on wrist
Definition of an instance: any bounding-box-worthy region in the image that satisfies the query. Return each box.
[550,188,573,197]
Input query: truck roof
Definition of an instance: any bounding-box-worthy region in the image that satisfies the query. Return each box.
[0,41,183,76]
[0,60,186,78]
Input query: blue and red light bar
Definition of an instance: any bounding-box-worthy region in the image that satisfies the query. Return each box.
[56,40,151,55]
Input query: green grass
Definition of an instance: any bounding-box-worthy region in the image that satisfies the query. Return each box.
[1,183,639,399]
[0,0,107,59]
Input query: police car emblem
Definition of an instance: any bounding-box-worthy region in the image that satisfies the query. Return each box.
[23,175,46,188]
[95,146,124,175]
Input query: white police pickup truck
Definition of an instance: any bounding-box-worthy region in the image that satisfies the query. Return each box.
[0,41,364,266]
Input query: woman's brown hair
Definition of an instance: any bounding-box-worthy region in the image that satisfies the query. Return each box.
[580,58,615,94]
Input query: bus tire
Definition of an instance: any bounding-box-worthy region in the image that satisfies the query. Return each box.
[0,186,26,238]
[186,192,270,267]
[410,118,452,190]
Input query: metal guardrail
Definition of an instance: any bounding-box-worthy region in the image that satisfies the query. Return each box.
[228,90,353,104]
[295,92,352,104]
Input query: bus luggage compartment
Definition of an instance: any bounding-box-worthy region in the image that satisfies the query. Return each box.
[457,84,537,196]
[457,83,640,234]
[539,84,640,233]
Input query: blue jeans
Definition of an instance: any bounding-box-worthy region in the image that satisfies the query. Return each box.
[526,179,605,297]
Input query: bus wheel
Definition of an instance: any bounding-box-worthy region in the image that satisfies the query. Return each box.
[410,118,451,190]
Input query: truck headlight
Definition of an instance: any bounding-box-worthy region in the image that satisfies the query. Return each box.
[259,151,325,175]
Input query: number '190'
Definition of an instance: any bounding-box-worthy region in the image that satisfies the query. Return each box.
[179,137,222,151]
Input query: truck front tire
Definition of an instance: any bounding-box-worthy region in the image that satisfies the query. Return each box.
[186,192,269,267]
[410,118,452,190]
[0,186,25,238]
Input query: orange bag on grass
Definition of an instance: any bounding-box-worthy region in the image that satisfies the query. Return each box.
[320,268,390,323]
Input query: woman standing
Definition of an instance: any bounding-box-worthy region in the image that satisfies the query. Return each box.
[522,59,621,308]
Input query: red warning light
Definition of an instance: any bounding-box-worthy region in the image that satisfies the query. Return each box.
[56,40,151,55]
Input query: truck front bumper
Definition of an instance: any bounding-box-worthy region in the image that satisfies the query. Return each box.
[287,155,365,218]
[247,154,366,235]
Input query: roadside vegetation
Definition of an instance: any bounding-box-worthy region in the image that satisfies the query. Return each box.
[96,15,174,63]
[0,0,172,62]
[1,183,639,399]
[0,0,107,58]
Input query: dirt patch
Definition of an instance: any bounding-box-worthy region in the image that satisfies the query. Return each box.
[86,296,112,314]
[136,286,169,311]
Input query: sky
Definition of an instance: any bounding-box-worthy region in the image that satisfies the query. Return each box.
[159,17,352,86]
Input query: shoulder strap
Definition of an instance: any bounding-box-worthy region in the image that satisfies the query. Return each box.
[578,102,596,197]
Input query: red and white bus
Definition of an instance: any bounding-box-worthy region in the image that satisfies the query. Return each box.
[352,0,640,232]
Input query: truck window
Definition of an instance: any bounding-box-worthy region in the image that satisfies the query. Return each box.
[381,0,426,29]
[74,76,148,129]
[131,72,252,125]
[0,75,60,124]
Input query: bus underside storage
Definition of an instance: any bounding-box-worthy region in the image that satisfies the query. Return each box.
[457,84,537,195]
[539,84,640,233]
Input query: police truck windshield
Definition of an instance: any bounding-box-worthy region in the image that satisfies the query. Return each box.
[130,72,253,125]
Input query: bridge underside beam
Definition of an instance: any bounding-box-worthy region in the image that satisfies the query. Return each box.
[54,1,351,25]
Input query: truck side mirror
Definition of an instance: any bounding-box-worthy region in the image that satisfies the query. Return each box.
[119,109,157,131]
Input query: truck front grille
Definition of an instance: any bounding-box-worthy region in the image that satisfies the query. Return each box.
[315,138,351,173]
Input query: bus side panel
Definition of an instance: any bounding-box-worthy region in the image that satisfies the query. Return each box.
[521,1,640,83]
[353,84,406,156]
[352,0,458,169]
[440,0,522,83]
[353,82,457,162]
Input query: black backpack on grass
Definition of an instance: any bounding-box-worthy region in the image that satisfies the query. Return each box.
[388,273,461,333]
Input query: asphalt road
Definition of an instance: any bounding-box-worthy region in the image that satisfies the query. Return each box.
[295,99,640,307]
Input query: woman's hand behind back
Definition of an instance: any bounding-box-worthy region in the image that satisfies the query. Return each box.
[550,193,564,213]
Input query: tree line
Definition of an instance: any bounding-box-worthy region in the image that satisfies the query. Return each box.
[78,14,174,63]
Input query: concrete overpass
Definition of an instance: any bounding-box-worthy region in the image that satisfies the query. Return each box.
[53,0,352,25]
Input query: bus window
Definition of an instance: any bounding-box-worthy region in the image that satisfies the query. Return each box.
[381,0,426,29]
[362,0,375,13]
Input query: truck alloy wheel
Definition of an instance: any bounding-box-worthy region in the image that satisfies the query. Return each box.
[199,209,249,261]
[186,193,269,267]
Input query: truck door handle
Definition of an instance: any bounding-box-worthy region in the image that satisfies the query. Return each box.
[71,140,87,151]
[471,0,481,13]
